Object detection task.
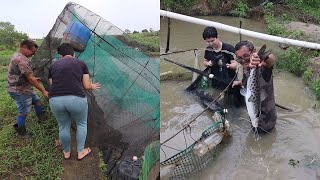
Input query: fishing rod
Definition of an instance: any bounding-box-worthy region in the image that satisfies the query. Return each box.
[162,58,230,85]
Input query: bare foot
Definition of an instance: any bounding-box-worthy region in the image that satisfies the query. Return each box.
[77,147,91,160]
[63,151,71,159]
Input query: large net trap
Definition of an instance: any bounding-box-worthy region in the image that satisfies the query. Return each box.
[160,48,233,179]
[31,2,160,179]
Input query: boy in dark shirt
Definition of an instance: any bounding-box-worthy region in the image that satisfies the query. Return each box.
[202,26,243,106]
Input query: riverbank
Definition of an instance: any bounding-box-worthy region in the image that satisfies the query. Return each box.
[161,0,320,98]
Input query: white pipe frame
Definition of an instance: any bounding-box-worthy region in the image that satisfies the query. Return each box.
[160,10,320,50]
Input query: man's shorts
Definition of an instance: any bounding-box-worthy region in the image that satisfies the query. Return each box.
[8,92,41,115]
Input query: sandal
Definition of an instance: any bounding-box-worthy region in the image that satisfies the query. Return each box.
[77,147,91,161]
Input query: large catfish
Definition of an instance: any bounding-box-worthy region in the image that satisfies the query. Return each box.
[241,45,269,129]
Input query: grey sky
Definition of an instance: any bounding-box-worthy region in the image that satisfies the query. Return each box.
[0,0,159,38]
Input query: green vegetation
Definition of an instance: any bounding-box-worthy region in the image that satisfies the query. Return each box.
[264,3,304,39]
[129,31,160,56]
[263,1,320,98]
[34,39,44,46]
[0,22,28,50]
[0,66,63,179]
[0,21,29,66]
[0,50,14,66]
[284,0,320,23]
[230,0,249,18]
[276,47,320,99]
[98,151,107,180]
[163,0,196,10]
[275,47,309,76]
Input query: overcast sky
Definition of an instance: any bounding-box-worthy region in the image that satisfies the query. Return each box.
[0,0,159,38]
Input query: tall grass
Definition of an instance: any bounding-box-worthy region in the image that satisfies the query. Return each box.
[129,32,160,55]
[0,50,14,66]
[0,66,63,179]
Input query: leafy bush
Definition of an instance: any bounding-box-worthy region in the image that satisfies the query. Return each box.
[302,67,313,85]
[0,55,11,66]
[230,0,249,17]
[313,80,320,99]
[276,47,309,76]
[0,22,28,50]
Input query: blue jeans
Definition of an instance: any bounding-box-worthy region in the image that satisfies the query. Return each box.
[49,95,88,152]
[9,92,41,115]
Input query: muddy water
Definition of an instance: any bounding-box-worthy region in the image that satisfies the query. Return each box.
[160,16,282,73]
[160,16,320,179]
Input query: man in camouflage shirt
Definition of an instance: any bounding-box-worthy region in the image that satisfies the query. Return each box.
[7,40,48,138]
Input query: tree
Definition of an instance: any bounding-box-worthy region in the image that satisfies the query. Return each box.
[124,29,131,34]
[133,30,139,34]
[149,28,154,32]
[141,29,148,33]
[0,21,28,50]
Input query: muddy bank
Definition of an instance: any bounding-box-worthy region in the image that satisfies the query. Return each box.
[160,71,193,81]
[285,22,320,43]
[161,0,320,25]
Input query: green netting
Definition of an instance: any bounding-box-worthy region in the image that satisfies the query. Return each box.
[140,140,160,180]
[160,112,227,179]
[30,2,159,174]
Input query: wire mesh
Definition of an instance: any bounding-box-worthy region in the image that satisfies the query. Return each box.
[31,2,159,158]
[160,48,234,179]
[160,118,225,180]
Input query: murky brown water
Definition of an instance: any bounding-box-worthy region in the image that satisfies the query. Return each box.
[160,16,320,179]
[160,16,282,73]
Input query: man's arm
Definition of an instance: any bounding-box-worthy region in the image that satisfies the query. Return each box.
[226,60,238,70]
[26,73,48,99]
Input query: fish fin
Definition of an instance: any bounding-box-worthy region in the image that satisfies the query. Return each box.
[258,44,267,60]
[240,88,247,97]
[261,89,267,101]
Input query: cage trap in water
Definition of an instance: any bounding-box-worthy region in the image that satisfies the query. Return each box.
[160,110,231,180]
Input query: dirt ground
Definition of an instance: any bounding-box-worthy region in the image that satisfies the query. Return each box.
[285,21,320,42]
[58,130,104,180]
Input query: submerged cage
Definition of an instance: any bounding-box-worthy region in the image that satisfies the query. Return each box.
[160,110,229,180]
[160,49,232,179]
[31,2,159,179]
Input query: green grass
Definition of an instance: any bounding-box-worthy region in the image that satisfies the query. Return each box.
[264,1,320,98]
[230,0,249,18]
[34,39,44,46]
[129,32,160,54]
[285,0,320,23]
[275,47,309,76]
[0,50,15,66]
[0,66,63,179]
[275,47,320,99]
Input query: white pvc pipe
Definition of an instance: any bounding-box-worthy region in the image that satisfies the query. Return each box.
[160,10,320,50]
